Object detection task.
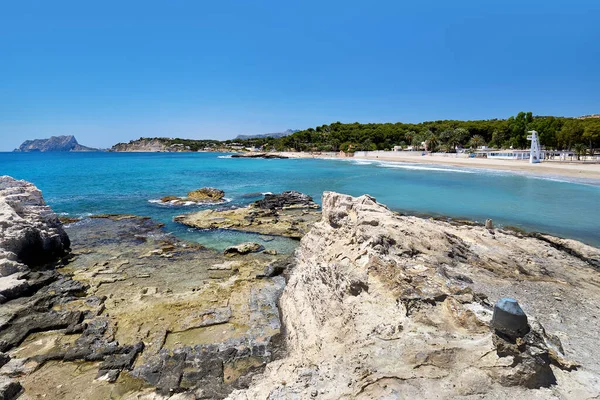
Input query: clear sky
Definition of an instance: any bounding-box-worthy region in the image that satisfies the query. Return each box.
[1,0,599,151]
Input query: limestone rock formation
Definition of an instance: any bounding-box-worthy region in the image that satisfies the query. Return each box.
[229,192,600,399]
[187,188,225,202]
[111,138,191,152]
[14,135,98,152]
[175,191,321,239]
[1,196,289,399]
[0,176,73,398]
[0,176,70,304]
[224,242,264,257]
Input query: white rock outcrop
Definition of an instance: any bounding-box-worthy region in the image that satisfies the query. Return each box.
[0,176,69,265]
[0,176,70,302]
[229,192,600,399]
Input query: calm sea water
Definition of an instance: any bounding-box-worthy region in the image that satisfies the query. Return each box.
[1,152,599,250]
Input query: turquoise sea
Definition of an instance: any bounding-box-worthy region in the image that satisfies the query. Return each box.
[1,152,599,251]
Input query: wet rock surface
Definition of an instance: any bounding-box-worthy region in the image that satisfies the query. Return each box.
[4,179,600,399]
[229,192,600,400]
[1,203,289,398]
[174,191,321,239]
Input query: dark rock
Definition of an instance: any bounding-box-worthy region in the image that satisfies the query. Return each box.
[0,353,9,368]
[135,351,188,395]
[491,298,529,339]
[98,342,144,371]
[254,191,318,210]
[0,310,83,351]
[492,328,556,388]
[0,376,23,400]
[349,281,369,296]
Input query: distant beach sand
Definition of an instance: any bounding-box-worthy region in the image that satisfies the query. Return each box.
[272,151,600,181]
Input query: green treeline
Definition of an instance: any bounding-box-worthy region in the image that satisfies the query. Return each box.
[237,112,600,155]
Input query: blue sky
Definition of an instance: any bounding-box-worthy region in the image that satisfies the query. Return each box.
[1,0,599,150]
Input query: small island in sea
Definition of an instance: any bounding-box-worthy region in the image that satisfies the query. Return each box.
[13,135,99,152]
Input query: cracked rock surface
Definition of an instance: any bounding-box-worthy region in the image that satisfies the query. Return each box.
[228,192,600,400]
[0,177,290,399]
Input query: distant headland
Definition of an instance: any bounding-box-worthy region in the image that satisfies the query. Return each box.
[14,135,99,152]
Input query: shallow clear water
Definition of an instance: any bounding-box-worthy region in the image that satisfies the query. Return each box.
[1,152,599,249]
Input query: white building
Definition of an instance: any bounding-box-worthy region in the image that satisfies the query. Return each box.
[477,149,546,160]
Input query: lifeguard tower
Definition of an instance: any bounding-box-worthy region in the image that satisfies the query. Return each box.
[527,130,542,164]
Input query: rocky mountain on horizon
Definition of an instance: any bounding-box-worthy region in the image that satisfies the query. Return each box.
[14,135,99,152]
[234,129,299,141]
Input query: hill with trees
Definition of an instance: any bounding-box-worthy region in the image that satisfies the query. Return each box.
[235,112,600,156]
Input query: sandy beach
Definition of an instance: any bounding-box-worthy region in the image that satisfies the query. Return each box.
[272,151,600,181]
[355,153,600,180]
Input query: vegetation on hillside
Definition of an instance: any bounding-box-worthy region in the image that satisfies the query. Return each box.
[237,112,600,154]
[113,113,600,155]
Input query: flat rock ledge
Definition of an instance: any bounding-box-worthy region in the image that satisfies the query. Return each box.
[0,177,292,400]
[175,191,321,239]
[228,192,600,399]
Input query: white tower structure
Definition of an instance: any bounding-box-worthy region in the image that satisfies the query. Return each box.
[527,130,541,164]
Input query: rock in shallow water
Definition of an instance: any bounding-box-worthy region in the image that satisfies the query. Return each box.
[160,187,226,206]
[254,191,318,210]
[174,190,321,239]
[224,242,264,257]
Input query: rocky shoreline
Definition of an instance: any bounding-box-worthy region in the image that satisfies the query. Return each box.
[1,177,600,399]
[174,191,321,239]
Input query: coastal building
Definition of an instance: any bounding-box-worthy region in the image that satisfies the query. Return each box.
[475,149,546,160]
